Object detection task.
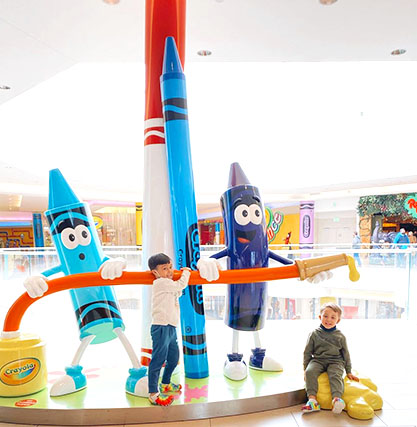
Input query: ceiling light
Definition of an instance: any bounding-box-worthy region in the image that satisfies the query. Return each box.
[0,85,11,90]
[391,49,406,56]
[197,50,212,57]
[102,0,120,4]
[319,0,337,4]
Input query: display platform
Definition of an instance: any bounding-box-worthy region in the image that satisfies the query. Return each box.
[0,363,305,425]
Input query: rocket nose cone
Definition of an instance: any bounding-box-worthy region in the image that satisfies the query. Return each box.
[48,169,81,210]
[228,162,251,188]
[162,36,183,74]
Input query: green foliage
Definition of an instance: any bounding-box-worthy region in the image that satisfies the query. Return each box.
[357,193,416,220]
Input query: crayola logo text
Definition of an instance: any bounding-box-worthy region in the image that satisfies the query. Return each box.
[0,358,40,386]
[303,215,311,238]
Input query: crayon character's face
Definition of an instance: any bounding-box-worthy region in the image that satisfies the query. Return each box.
[232,194,264,246]
[59,224,92,262]
[152,262,174,280]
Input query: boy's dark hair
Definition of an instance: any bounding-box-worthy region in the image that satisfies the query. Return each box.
[148,253,171,270]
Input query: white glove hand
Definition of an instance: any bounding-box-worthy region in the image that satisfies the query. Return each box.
[307,270,333,284]
[197,258,221,282]
[24,276,48,298]
[99,257,127,280]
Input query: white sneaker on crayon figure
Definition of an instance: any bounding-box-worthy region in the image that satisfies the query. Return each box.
[223,353,247,381]
[50,365,86,397]
[332,397,346,414]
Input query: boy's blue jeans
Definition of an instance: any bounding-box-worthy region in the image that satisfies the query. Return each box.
[148,324,179,394]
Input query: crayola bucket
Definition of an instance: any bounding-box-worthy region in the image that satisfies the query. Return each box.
[0,333,47,397]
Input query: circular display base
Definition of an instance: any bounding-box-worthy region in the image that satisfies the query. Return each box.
[0,365,305,425]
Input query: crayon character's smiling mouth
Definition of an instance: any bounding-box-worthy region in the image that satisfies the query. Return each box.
[236,229,256,244]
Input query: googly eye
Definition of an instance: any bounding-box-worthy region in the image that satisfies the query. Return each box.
[75,225,91,246]
[249,204,263,225]
[60,227,79,250]
[234,204,251,226]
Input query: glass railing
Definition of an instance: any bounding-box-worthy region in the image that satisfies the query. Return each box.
[1,245,416,331]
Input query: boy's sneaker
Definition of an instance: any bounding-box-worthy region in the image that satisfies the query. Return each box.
[149,393,174,406]
[332,397,346,414]
[159,383,182,394]
[301,400,320,413]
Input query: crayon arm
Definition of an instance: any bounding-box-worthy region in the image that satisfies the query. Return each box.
[268,250,294,265]
[41,265,63,277]
[3,254,358,333]
[209,248,228,260]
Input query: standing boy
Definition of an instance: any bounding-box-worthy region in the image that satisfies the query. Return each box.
[302,303,359,415]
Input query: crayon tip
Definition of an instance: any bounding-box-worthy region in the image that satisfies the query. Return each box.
[162,36,183,74]
[228,162,251,188]
[48,169,81,209]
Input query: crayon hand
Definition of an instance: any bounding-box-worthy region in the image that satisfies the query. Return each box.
[306,270,333,284]
[24,275,48,298]
[197,258,221,282]
[99,257,127,280]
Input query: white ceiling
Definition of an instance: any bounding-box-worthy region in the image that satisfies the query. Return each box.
[1,0,417,213]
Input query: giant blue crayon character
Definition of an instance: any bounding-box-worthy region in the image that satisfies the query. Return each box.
[210,163,294,381]
[161,37,218,378]
[23,169,147,397]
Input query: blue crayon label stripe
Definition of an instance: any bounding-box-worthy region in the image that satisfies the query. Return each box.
[163,105,188,115]
[163,110,188,121]
[182,347,208,356]
[162,97,187,109]
[182,333,206,345]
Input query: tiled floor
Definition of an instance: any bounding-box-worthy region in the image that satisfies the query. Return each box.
[1,405,417,426]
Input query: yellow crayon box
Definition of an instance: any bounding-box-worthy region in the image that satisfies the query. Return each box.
[0,333,47,397]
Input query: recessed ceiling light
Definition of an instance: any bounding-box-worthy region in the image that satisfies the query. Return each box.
[0,85,11,90]
[319,0,337,4]
[197,50,212,57]
[391,49,406,56]
[103,0,120,4]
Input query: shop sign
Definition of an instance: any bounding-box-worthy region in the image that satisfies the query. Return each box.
[93,216,103,230]
[265,207,284,243]
[404,195,417,219]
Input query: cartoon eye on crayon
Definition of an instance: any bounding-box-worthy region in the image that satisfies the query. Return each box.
[210,163,333,381]
[23,169,147,397]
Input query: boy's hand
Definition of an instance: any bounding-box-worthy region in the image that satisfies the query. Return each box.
[99,257,127,280]
[347,373,359,382]
[181,267,191,271]
[196,258,221,282]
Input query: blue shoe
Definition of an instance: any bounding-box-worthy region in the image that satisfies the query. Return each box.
[50,365,86,397]
[249,348,283,372]
[126,366,148,397]
[249,348,266,369]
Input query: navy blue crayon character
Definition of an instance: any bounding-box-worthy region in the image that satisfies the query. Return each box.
[211,163,294,381]
[24,169,147,397]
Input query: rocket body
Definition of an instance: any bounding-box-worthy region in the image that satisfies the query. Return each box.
[45,169,124,344]
[161,37,208,378]
[141,0,185,366]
